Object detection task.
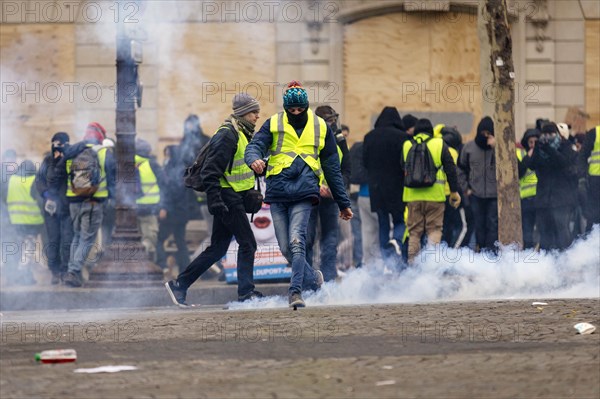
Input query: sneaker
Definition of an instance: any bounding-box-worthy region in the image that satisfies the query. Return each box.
[165,280,190,308]
[288,292,305,308]
[386,239,402,256]
[315,270,324,288]
[51,272,61,285]
[63,271,82,288]
[238,290,264,302]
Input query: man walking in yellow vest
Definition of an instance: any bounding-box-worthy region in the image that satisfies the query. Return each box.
[57,122,116,287]
[134,139,167,261]
[245,81,353,308]
[165,93,263,307]
[578,125,600,232]
[4,160,43,284]
[402,119,461,263]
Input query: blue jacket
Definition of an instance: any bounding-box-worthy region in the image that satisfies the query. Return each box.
[245,115,351,210]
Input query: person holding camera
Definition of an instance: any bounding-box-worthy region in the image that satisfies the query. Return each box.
[527,122,578,250]
[165,93,264,307]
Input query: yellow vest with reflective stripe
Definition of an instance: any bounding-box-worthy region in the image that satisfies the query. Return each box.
[589,126,600,176]
[402,133,446,203]
[444,147,459,196]
[266,109,327,185]
[66,144,108,198]
[135,155,160,205]
[219,126,255,192]
[516,148,537,199]
[7,175,43,225]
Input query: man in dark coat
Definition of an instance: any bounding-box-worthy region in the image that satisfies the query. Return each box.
[363,106,408,265]
[527,122,578,250]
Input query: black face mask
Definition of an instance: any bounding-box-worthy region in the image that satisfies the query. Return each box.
[285,108,308,131]
[51,142,67,154]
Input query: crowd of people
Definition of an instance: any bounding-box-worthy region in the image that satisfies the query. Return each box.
[2,80,599,308]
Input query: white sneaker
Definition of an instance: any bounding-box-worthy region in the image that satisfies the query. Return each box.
[315,270,324,288]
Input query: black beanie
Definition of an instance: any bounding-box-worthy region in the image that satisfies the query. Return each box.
[51,132,70,144]
[402,114,418,130]
[414,118,434,136]
[477,116,494,136]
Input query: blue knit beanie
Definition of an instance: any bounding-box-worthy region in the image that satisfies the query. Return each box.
[283,81,309,109]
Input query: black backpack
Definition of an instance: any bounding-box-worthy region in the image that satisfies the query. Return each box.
[183,122,238,192]
[403,136,439,188]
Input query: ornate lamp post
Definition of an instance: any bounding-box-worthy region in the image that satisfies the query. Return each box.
[88,2,162,286]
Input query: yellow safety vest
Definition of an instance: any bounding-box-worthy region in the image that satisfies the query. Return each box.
[320,144,344,189]
[589,126,600,176]
[402,133,446,203]
[135,155,160,205]
[444,147,459,196]
[219,125,255,192]
[7,175,43,225]
[516,148,537,199]
[266,109,327,185]
[66,144,108,198]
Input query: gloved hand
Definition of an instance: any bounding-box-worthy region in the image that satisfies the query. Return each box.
[208,201,229,217]
[449,192,461,209]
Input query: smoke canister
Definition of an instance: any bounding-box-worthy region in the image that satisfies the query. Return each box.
[35,349,77,364]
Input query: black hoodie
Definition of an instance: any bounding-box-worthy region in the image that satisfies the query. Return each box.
[363,106,408,213]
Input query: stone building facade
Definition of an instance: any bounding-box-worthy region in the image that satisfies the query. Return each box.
[1,0,598,160]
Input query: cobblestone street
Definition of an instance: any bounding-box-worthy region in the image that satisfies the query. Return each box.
[1,299,599,398]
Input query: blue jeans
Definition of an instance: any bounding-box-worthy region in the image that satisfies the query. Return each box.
[306,198,339,282]
[376,208,405,263]
[270,200,320,295]
[68,201,104,273]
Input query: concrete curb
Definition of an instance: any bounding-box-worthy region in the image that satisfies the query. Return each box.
[0,282,289,311]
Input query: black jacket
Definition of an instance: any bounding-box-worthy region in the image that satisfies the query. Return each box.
[527,138,578,209]
[363,107,408,212]
[349,142,368,185]
[36,153,69,215]
[162,146,201,221]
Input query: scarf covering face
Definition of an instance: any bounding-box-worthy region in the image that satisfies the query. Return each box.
[285,108,309,132]
[230,115,255,138]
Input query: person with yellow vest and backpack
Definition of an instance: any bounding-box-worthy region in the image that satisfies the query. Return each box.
[245,81,353,308]
[4,160,43,285]
[134,139,167,262]
[165,93,264,307]
[516,128,540,249]
[578,125,600,232]
[401,119,461,263]
[56,122,116,287]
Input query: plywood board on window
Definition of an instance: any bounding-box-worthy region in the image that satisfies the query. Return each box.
[585,20,600,129]
[344,12,481,141]
[0,24,76,160]
[157,22,277,142]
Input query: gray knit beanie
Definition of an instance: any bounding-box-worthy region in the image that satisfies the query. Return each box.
[232,93,260,117]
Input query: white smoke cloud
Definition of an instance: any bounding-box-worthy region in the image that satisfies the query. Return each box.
[228,226,600,310]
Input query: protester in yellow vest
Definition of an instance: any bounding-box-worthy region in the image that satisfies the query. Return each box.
[401,119,461,263]
[516,129,540,249]
[4,160,43,285]
[165,93,263,308]
[57,122,116,287]
[134,139,167,261]
[578,125,600,231]
[245,80,353,308]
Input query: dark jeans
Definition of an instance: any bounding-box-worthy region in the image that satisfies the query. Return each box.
[521,197,537,249]
[442,197,462,247]
[43,211,73,275]
[537,206,573,251]
[376,207,405,264]
[270,200,320,295]
[177,203,256,297]
[350,197,363,266]
[306,198,339,282]
[156,217,189,271]
[585,176,600,232]
[469,195,498,251]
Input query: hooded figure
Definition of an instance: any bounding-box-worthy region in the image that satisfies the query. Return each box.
[529,122,578,250]
[363,106,408,264]
[180,114,210,167]
[458,116,498,251]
